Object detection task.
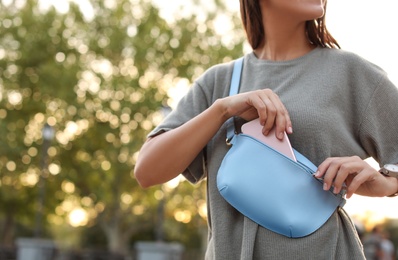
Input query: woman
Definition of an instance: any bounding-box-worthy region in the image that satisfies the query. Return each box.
[135,0,398,259]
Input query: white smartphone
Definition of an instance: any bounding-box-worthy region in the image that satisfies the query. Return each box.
[241,118,297,161]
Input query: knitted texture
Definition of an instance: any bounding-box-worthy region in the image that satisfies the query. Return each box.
[149,47,398,259]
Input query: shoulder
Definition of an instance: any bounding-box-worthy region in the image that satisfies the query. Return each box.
[196,59,236,85]
[194,57,243,99]
[319,48,391,92]
[320,48,386,75]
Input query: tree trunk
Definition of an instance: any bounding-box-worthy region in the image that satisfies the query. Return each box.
[105,224,129,255]
[1,213,15,246]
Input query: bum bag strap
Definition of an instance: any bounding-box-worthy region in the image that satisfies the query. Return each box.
[226,57,244,143]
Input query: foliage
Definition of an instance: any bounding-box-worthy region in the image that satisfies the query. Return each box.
[0,0,245,254]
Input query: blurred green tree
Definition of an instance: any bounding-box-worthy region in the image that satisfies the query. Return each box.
[0,0,245,255]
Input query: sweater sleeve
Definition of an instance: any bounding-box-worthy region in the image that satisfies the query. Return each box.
[358,74,398,166]
[148,80,211,184]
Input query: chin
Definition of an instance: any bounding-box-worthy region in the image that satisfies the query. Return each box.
[306,6,325,20]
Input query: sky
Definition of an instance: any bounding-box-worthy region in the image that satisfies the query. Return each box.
[33,0,398,225]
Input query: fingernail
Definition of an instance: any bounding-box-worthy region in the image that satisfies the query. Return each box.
[333,187,338,194]
[278,132,284,139]
[314,171,320,178]
[323,183,328,191]
[288,127,293,134]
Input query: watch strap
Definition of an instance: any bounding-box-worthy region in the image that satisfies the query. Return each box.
[379,167,398,197]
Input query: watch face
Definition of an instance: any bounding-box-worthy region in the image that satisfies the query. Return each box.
[385,164,398,173]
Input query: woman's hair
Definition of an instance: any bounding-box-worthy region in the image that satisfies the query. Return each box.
[239,0,340,49]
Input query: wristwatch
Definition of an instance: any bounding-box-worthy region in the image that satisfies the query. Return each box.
[379,164,398,178]
[379,164,398,197]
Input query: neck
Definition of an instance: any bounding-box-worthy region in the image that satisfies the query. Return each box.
[254,31,315,61]
[254,6,316,61]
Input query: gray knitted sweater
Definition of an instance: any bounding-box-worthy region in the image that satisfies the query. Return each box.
[149,47,398,259]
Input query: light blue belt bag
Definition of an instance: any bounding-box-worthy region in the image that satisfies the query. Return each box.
[217,57,346,238]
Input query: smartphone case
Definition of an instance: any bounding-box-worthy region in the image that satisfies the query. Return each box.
[241,118,297,161]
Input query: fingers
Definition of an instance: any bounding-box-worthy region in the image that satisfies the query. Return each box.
[272,100,292,139]
[315,156,377,198]
[247,89,292,139]
[224,89,292,139]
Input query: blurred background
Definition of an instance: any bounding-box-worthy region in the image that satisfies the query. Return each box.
[0,0,397,259]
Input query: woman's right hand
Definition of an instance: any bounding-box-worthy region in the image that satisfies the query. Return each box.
[219,89,293,139]
[135,88,292,188]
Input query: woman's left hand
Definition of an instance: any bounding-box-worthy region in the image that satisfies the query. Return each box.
[315,156,398,199]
